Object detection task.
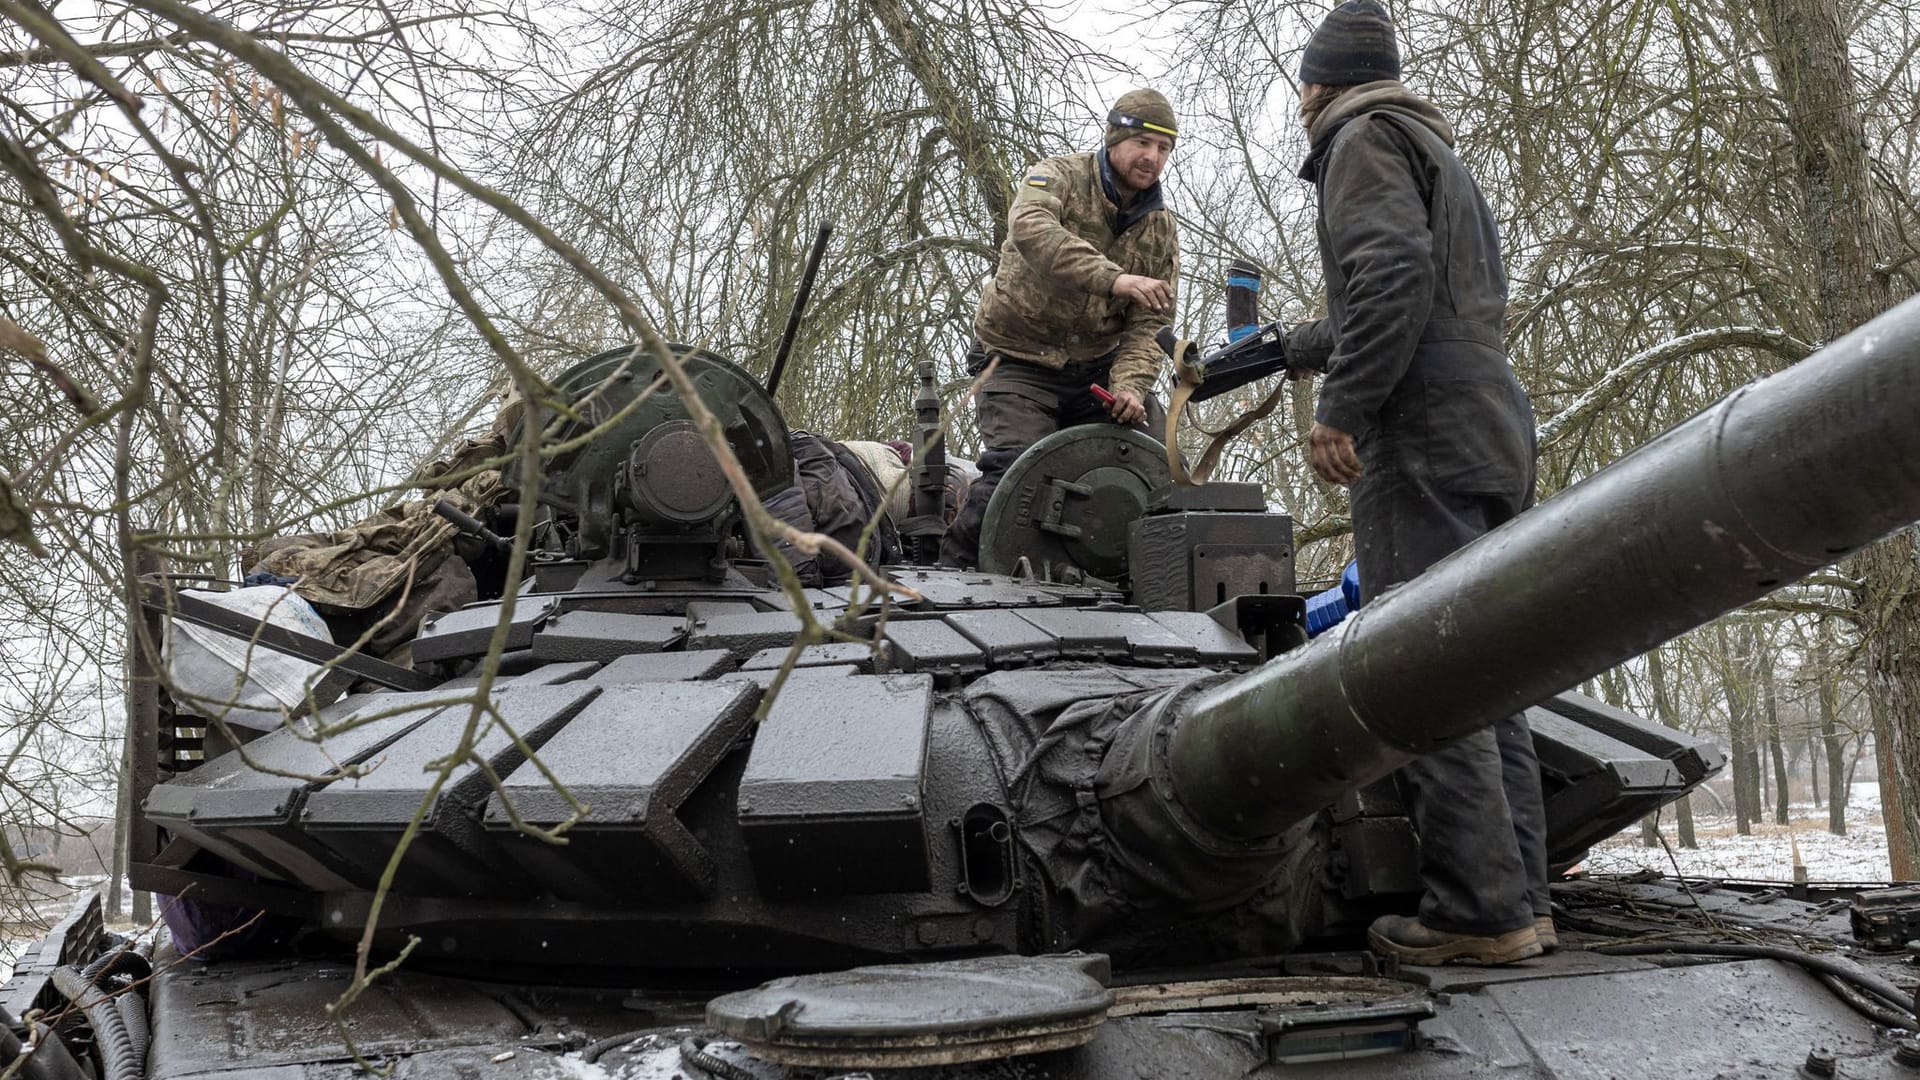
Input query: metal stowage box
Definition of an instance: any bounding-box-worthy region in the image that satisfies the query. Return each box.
[1128,483,1295,612]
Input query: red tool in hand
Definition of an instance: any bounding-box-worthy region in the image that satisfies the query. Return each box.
[1088,384,1117,406]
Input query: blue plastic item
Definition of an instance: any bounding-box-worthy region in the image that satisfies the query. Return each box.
[1304,561,1362,636]
[1226,270,1261,343]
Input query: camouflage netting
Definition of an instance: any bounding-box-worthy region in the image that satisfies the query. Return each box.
[250,406,517,660]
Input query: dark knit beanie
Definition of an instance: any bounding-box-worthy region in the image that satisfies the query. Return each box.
[1105,89,1178,148]
[1297,0,1401,87]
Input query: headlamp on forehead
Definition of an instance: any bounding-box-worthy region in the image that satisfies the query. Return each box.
[1107,110,1178,139]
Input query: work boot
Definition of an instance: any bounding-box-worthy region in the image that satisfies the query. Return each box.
[1534,915,1558,954]
[1367,914,1543,966]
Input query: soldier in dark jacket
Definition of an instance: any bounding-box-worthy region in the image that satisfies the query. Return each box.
[763,431,903,587]
[1286,0,1548,966]
[939,89,1182,568]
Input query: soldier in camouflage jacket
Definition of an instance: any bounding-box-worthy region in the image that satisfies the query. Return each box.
[940,89,1182,568]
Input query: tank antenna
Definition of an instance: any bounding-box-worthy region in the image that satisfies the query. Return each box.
[765,220,834,398]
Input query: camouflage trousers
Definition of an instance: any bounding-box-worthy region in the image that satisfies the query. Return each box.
[939,350,1160,569]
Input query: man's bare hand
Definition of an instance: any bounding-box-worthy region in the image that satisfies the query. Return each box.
[1112,273,1172,312]
[1106,389,1147,425]
[1308,422,1363,485]
[1286,364,1321,382]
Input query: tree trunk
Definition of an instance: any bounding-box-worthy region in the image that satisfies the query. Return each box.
[1754,0,1912,875]
[1763,648,1789,825]
[1820,663,1848,835]
[1640,813,1659,848]
[1598,666,1628,708]
[867,0,1013,242]
[1769,731,1790,824]
[1646,646,1697,847]
[1719,624,1757,834]
[1867,636,1920,877]
[1731,709,1754,834]
[1747,626,1769,821]
[1809,736,1822,808]
[107,734,130,918]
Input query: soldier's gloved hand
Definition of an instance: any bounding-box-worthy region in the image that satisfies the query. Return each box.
[1112,273,1173,313]
[1309,422,1363,485]
[1106,389,1147,425]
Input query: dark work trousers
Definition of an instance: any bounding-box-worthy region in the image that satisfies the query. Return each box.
[1351,462,1548,935]
[939,353,1157,568]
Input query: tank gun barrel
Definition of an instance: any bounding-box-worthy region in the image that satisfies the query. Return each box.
[1166,294,1920,840]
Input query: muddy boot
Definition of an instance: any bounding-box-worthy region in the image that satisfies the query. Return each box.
[1533,915,1558,954]
[1367,914,1542,966]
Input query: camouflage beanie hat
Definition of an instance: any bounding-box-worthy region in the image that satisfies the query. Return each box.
[1105,89,1178,148]
[1297,0,1402,87]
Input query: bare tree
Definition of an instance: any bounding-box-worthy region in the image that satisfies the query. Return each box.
[472,0,1116,442]
[1752,0,1920,878]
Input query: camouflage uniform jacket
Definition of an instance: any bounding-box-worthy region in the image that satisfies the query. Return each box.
[973,150,1180,400]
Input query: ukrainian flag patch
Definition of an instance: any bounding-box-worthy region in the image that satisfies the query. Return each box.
[1025,174,1052,188]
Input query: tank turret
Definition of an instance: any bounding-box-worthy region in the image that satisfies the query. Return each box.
[128,296,1920,992]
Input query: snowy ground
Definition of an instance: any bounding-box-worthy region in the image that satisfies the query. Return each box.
[1585,781,1895,883]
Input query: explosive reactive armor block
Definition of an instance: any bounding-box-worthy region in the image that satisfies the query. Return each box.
[738,673,935,895]
[881,618,988,683]
[741,643,878,672]
[412,597,558,663]
[298,683,598,897]
[483,680,759,901]
[529,609,687,661]
[143,690,452,889]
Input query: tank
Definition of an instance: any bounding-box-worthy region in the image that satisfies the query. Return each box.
[10,294,1920,1079]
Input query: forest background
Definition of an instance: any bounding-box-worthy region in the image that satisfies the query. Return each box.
[0,0,1917,935]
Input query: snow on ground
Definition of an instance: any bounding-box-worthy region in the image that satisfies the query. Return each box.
[526,1053,618,1080]
[1586,781,1894,883]
[526,1034,786,1080]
